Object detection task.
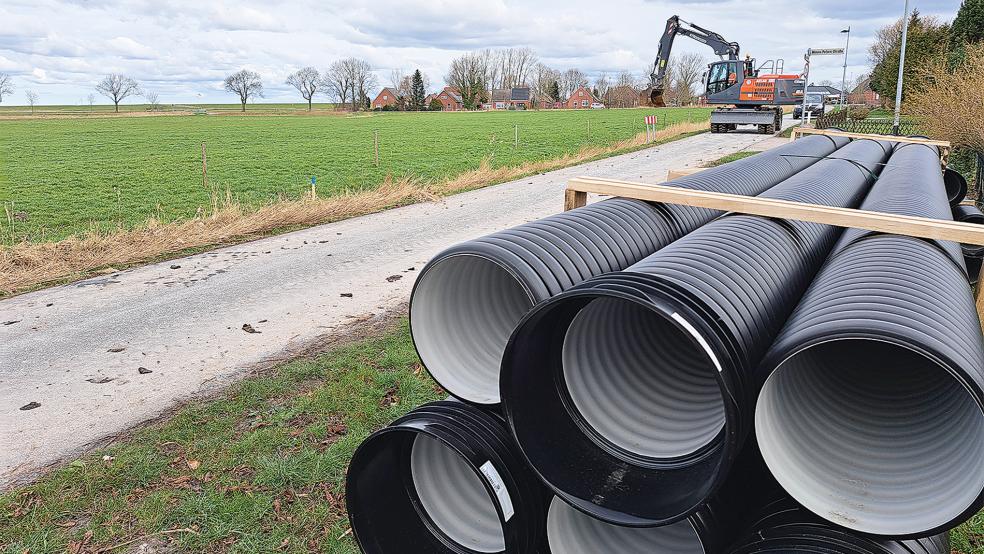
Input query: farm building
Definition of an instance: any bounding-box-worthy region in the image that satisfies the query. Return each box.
[372,88,400,110]
[434,87,464,111]
[564,86,597,109]
[487,87,532,110]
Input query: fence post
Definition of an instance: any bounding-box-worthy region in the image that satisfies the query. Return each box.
[374,130,379,167]
[201,141,208,190]
[514,124,519,148]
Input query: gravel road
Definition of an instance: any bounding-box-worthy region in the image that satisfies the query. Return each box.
[0,120,794,488]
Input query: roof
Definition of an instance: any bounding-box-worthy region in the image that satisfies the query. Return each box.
[376,87,399,99]
[806,85,842,95]
[441,87,463,102]
[491,87,531,102]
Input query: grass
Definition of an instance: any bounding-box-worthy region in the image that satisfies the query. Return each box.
[0,119,708,297]
[0,319,443,554]
[0,108,711,244]
[703,151,759,167]
[1,318,982,553]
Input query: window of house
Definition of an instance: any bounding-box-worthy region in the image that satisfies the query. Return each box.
[578,90,584,97]
[582,100,588,107]
[383,95,388,100]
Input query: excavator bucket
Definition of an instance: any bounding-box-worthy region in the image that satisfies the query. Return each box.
[640,87,666,107]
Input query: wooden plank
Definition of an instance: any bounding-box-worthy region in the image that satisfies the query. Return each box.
[666,168,703,180]
[790,126,950,148]
[567,176,984,246]
[564,189,588,211]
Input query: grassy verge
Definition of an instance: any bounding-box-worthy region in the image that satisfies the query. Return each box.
[703,151,760,168]
[0,122,707,297]
[0,319,982,552]
[0,320,442,553]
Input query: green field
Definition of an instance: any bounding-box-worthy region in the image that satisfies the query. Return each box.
[0,108,711,242]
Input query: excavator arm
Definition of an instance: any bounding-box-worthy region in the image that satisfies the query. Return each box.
[643,15,741,107]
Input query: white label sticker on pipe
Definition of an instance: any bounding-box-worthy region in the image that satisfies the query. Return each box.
[671,312,724,372]
[479,461,515,521]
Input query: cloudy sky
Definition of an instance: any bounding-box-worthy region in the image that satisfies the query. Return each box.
[0,0,962,105]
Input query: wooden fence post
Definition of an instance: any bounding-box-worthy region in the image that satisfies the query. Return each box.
[201,142,208,190]
[374,130,379,166]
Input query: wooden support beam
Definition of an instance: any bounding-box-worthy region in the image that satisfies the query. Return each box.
[564,189,588,211]
[567,176,984,246]
[666,167,703,180]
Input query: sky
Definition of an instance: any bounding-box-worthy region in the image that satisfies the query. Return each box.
[0,0,963,106]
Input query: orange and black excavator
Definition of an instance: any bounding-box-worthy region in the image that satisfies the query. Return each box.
[642,15,807,134]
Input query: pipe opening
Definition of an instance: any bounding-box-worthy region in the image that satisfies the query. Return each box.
[411,255,533,404]
[562,297,725,459]
[411,434,505,552]
[757,339,984,535]
[546,496,704,553]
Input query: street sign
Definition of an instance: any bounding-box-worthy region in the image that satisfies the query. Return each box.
[810,48,845,56]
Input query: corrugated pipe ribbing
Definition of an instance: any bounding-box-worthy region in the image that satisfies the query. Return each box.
[346,400,548,554]
[727,500,950,554]
[755,143,984,538]
[500,138,890,527]
[409,135,846,405]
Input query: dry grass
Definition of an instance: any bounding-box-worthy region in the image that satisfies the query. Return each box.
[907,43,984,151]
[0,121,705,295]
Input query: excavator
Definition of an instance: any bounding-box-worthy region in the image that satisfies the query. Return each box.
[642,15,806,134]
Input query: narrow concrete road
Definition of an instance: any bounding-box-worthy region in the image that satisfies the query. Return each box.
[0,121,794,487]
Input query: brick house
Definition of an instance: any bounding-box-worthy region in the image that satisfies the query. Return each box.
[564,86,596,109]
[372,87,400,110]
[488,87,532,110]
[435,87,464,111]
[848,78,881,107]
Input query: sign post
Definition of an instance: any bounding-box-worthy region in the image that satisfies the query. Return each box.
[801,48,844,125]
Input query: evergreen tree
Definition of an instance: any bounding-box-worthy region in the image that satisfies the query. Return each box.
[869,10,950,104]
[410,70,426,111]
[548,80,561,102]
[950,0,984,65]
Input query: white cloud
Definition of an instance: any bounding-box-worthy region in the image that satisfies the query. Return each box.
[0,0,962,104]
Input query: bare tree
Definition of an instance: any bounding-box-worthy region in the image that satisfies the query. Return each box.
[144,90,160,111]
[594,72,610,104]
[558,68,589,100]
[96,73,142,113]
[286,67,320,110]
[86,93,96,110]
[0,73,13,104]
[323,60,354,109]
[224,69,264,112]
[25,90,38,114]
[672,52,705,105]
[349,59,377,111]
[497,47,538,89]
[446,51,492,109]
[531,63,560,105]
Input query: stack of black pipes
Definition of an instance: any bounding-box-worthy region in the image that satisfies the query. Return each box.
[346,135,982,553]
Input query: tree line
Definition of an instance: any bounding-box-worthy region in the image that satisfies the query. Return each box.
[0,46,708,112]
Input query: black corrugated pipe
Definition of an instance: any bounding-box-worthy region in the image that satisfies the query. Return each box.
[953,204,984,283]
[409,135,847,405]
[544,442,780,554]
[727,500,950,554]
[755,142,984,538]
[945,166,969,206]
[500,138,892,527]
[346,400,548,553]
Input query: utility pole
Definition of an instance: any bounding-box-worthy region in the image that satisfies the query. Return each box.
[892,0,911,135]
[839,27,851,110]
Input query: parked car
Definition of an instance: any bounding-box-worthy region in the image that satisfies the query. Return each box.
[793,93,825,119]
[590,102,606,109]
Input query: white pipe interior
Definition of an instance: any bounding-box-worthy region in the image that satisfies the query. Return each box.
[562,297,726,459]
[411,255,532,404]
[411,434,505,552]
[546,496,705,554]
[756,339,984,536]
